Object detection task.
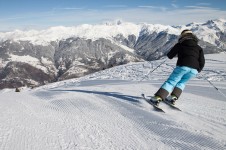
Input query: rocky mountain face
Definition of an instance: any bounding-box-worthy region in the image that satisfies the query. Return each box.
[0,61,55,89]
[0,38,143,89]
[0,19,225,89]
[55,37,142,81]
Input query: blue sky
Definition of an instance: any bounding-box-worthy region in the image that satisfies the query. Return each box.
[0,0,226,31]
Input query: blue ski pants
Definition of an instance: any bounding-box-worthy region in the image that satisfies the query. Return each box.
[161,66,198,93]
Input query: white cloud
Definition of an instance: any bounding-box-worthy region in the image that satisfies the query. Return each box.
[185,6,217,10]
[53,7,84,11]
[138,5,167,11]
[171,4,178,8]
[0,6,226,31]
[62,7,225,26]
[104,5,127,8]
[197,3,211,6]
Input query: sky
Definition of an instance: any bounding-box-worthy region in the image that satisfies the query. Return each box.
[0,0,226,31]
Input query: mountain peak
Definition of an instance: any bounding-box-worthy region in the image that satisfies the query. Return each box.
[202,18,226,25]
[104,19,124,26]
[0,19,225,47]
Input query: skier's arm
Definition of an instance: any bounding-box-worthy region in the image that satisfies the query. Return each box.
[198,48,205,72]
[167,43,180,59]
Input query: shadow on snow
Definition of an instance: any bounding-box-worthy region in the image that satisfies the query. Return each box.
[50,89,141,103]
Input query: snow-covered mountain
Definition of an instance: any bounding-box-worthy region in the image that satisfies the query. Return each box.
[0,53,226,150]
[0,19,226,89]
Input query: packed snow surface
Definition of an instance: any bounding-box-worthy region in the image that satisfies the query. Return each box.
[0,53,226,149]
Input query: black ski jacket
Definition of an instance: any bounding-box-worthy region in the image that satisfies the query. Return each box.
[167,39,205,72]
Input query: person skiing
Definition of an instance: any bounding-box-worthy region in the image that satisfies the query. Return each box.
[150,29,205,105]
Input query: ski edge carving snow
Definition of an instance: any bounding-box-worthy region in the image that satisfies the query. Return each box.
[163,100,182,111]
[141,94,165,113]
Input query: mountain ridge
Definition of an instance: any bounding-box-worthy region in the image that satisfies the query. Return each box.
[0,19,225,45]
[0,19,225,89]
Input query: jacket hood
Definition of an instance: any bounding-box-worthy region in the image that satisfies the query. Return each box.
[178,33,198,45]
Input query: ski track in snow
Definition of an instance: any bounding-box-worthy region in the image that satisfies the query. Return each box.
[0,53,226,149]
[0,81,225,149]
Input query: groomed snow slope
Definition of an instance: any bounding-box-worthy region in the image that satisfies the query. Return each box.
[0,53,226,150]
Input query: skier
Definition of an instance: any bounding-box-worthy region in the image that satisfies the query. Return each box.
[151,29,205,105]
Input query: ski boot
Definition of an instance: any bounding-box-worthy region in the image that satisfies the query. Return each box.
[150,96,162,106]
[165,95,178,105]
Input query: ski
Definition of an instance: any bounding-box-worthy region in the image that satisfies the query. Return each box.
[141,94,165,113]
[163,100,181,111]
